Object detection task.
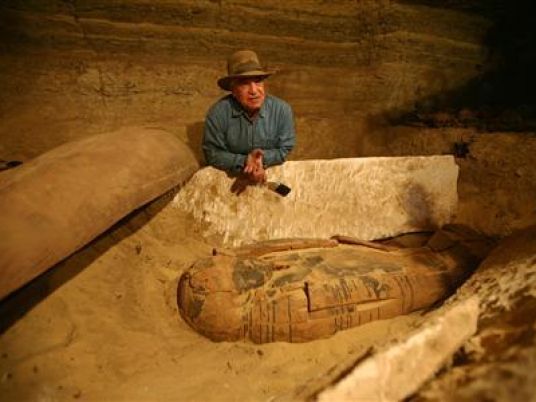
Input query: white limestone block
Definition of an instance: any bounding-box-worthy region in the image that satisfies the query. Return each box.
[173,156,458,246]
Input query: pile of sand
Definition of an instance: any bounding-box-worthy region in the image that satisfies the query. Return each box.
[0,193,421,401]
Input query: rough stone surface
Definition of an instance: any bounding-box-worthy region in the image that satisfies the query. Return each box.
[0,2,487,161]
[317,297,479,402]
[411,225,536,402]
[362,127,536,237]
[299,226,536,402]
[173,156,459,246]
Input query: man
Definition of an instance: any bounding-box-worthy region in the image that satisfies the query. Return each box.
[202,50,295,184]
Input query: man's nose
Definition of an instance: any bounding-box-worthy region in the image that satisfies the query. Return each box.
[248,82,260,94]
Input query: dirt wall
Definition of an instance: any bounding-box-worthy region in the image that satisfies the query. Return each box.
[1,1,534,236]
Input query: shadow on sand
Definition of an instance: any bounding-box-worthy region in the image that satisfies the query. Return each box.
[0,190,178,335]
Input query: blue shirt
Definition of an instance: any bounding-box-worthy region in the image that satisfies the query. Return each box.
[203,94,295,173]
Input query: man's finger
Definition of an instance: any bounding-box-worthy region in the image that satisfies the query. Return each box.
[251,149,264,158]
[252,168,266,183]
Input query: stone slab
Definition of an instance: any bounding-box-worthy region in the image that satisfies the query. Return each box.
[173,156,458,246]
[316,296,479,402]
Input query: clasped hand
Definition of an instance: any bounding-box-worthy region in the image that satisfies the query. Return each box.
[243,148,266,184]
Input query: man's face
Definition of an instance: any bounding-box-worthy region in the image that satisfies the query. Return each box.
[231,76,266,115]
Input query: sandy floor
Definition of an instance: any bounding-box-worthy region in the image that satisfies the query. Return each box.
[0,192,422,402]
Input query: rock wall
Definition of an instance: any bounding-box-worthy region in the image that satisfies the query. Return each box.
[0,0,487,160]
[362,127,536,237]
[414,225,536,401]
[1,1,534,236]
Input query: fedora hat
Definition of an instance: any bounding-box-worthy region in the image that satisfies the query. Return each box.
[217,50,273,91]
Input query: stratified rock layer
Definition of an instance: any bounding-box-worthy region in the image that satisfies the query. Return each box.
[173,156,458,246]
[1,2,532,238]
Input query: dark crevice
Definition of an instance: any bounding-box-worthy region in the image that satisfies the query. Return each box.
[393,0,536,132]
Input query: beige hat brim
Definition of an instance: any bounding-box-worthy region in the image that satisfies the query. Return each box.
[217,70,273,91]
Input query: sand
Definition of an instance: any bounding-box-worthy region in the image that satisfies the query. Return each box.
[0,192,420,401]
